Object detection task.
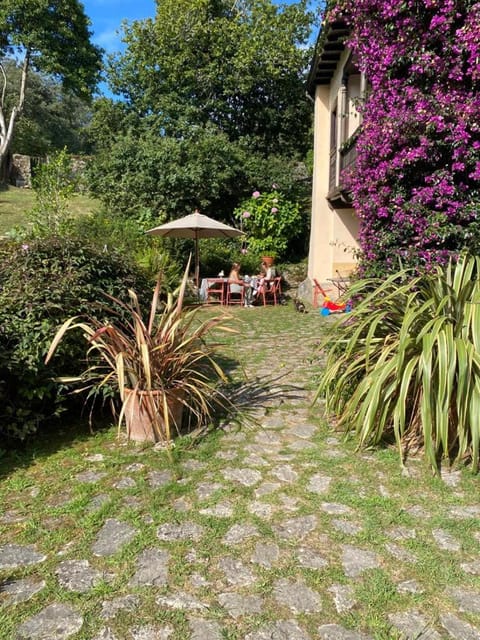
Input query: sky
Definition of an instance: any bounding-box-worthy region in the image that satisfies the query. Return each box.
[82,0,156,55]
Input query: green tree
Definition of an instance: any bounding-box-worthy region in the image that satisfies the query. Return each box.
[89,0,318,224]
[0,0,103,173]
[2,59,92,156]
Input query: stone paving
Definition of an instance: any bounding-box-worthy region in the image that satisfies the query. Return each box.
[1,309,480,639]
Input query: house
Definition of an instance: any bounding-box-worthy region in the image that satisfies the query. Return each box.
[305,18,366,294]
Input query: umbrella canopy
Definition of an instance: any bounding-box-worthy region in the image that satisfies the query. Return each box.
[146,210,244,287]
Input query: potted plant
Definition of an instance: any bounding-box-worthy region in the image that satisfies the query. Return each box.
[45,259,236,443]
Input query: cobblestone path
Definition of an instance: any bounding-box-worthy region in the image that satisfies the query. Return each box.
[1,307,480,639]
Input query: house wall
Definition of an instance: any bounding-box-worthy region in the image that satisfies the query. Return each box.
[307,50,360,289]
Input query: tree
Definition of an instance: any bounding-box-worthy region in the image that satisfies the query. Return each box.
[333,0,480,276]
[2,59,92,156]
[0,0,103,172]
[88,0,318,223]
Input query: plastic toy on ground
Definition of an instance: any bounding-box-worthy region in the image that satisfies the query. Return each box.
[313,279,352,316]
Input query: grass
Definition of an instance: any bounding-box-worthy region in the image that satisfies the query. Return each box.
[0,184,100,235]
[0,306,480,639]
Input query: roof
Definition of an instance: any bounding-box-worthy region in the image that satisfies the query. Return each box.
[306,19,350,96]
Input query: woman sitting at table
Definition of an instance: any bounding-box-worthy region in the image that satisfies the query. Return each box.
[228,262,254,307]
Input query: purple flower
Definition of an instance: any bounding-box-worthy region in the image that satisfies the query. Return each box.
[252,191,261,199]
[272,183,278,189]
[271,207,278,213]
[241,247,248,254]
[21,244,29,252]
[242,211,251,218]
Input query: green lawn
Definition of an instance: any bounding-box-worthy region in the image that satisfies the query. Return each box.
[0,185,100,235]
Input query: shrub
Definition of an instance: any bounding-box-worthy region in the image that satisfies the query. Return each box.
[0,237,151,440]
[316,253,480,472]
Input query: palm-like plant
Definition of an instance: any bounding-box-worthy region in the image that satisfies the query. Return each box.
[46,259,236,442]
[317,253,480,472]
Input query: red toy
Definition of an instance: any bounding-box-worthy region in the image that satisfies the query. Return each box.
[313,279,352,316]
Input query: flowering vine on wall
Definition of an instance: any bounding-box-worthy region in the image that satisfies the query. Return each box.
[331,0,480,276]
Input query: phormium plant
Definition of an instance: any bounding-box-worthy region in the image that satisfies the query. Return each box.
[317,253,480,473]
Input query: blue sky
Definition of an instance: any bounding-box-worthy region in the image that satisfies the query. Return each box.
[82,0,156,54]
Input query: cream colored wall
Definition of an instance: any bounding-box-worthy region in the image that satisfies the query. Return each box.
[307,50,360,286]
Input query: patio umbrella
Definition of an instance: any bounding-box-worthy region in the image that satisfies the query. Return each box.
[146,209,244,288]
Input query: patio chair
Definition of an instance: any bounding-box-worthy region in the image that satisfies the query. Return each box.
[257,276,282,306]
[206,278,225,305]
[226,282,245,305]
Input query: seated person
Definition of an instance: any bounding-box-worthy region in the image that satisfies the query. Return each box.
[255,260,276,296]
[228,262,254,306]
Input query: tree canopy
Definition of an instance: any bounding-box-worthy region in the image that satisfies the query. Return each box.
[88,0,318,224]
[0,0,103,170]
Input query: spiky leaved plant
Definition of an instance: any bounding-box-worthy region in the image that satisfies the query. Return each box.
[46,257,237,443]
[317,253,480,472]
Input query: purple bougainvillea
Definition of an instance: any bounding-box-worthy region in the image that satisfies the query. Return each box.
[330,0,480,276]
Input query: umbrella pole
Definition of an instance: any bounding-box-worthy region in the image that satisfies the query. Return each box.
[195,231,200,289]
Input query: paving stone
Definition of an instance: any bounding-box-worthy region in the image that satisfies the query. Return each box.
[0,543,46,569]
[251,542,280,568]
[129,548,170,586]
[216,450,238,460]
[307,473,332,494]
[439,612,480,639]
[189,573,211,588]
[461,559,480,575]
[386,526,417,541]
[0,577,46,605]
[183,460,206,471]
[100,594,140,619]
[331,519,362,535]
[384,542,417,563]
[85,453,105,462]
[16,603,83,639]
[188,617,223,640]
[0,509,27,524]
[173,497,191,512]
[273,578,321,613]
[247,500,274,519]
[448,505,480,518]
[92,628,118,640]
[148,470,173,488]
[199,501,234,517]
[156,592,208,611]
[130,624,175,639]
[222,523,259,545]
[271,464,298,483]
[321,503,353,515]
[278,494,300,511]
[113,476,136,489]
[56,559,107,592]
[288,439,316,451]
[397,579,424,594]
[92,518,138,556]
[86,493,110,512]
[296,546,329,570]
[440,470,462,487]
[318,624,373,639]
[447,587,480,613]
[328,584,356,613]
[387,610,442,640]
[255,482,281,497]
[405,505,431,518]
[245,619,311,640]
[290,424,317,439]
[222,467,262,486]
[272,515,317,541]
[218,556,256,586]
[157,521,204,542]
[125,462,145,472]
[255,431,283,446]
[243,453,269,466]
[75,470,107,483]
[341,545,380,578]
[432,528,461,551]
[196,482,224,500]
[217,592,263,619]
